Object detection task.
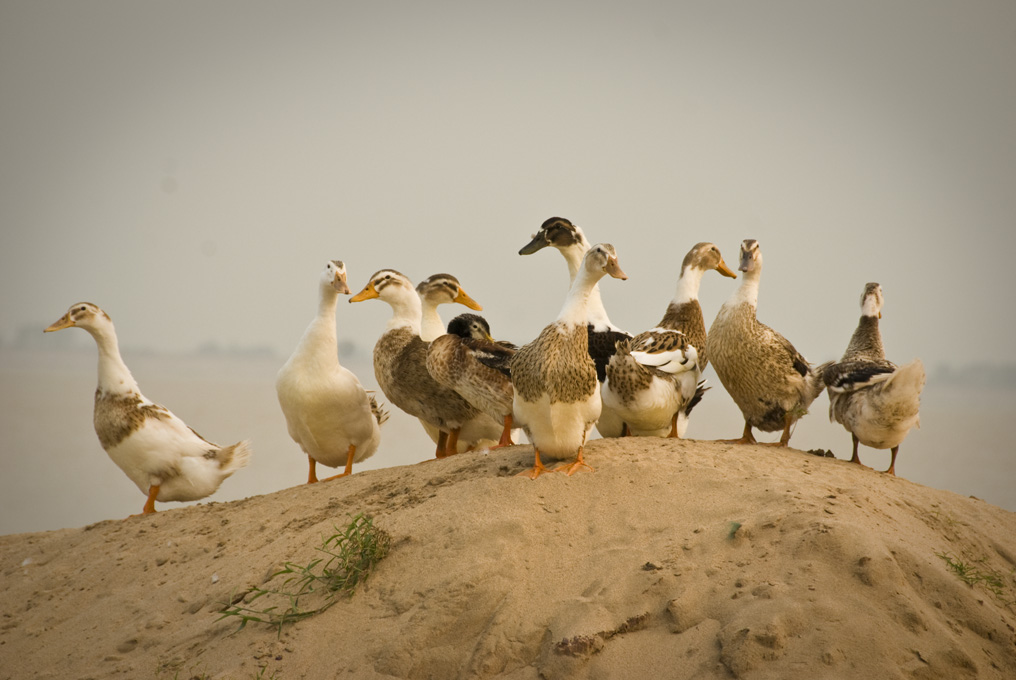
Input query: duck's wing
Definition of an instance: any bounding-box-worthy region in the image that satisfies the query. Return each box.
[588,325,633,382]
[824,359,898,393]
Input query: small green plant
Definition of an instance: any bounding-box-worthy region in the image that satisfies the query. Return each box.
[219,513,391,634]
[936,551,1014,606]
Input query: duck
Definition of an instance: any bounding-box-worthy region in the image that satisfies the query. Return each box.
[602,242,737,437]
[276,260,388,484]
[511,244,628,478]
[519,216,631,437]
[415,273,504,451]
[416,273,483,342]
[350,269,483,458]
[44,303,251,516]
[822,282,925,475]
[427,313,518,448]
[705,239,828,446]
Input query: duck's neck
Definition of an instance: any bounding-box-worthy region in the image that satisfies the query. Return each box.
[560,244,612,328]
[557,266,604,327]
[671,265,704,305]
[727,268,760,311]
[294,286,341,369]
[844,315,885,361]
[89,325,140,396]
[385,293,424,336]
[418,299,445,342]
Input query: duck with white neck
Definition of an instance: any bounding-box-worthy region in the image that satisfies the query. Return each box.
[44,303,251,516]
[511,243,628,479]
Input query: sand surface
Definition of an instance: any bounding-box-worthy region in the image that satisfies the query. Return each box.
[2,438,1015,679]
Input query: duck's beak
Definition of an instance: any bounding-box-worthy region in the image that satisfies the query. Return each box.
[44,313,74,333]
[518,233,548,256]
[349,281,379,303]
[454,288,483,311]
[604,257,628,280]
[332,270,351,295]
[738,250,752,273]
[715,258,738,279]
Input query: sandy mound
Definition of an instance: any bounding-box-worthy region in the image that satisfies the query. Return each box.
[1,438,1014,679]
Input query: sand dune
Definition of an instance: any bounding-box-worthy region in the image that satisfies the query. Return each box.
[1,438,1014,679]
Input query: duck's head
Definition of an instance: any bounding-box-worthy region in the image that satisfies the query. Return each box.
[519,217,590,256]
[738,239,762,275]
[860,282,884,319]
[322,260,351,295]
[447,313,494,342]
[684,242,737,279]
[415,273,483,310]
[349,269,415,304]
[584,243,628,280]
[44,302,111,334]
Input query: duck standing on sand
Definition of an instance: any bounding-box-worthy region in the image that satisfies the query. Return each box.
[350,269,482,458]
[427,313,518,448]
[706,239,828,446]
[603,242,737,437]
[519,217,631,437]
[276,260,387,484]
[511,244,628,478]
[822,283,925,475]
[416,273,504,451]
[44,303,251,516]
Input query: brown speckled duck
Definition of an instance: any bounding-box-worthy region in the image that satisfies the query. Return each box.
[602,242,737,437]
[427,313,518,448]
[276,261,387,484]
[415,272,502,450]
[822,283,925,475]
[706,239,828,446]
[44,303,250,515]
[350,269,482,458]
[519,217,630,438]
[511,244,628,478]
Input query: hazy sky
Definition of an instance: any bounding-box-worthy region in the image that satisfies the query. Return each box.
[2,1,1015,371]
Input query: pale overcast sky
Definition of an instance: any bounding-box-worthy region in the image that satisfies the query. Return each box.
[2,1,1014,370]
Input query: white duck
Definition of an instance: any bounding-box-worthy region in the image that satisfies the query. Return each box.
[44,303,251,516]
[706,239,828,446]
[511,244,628,478]
[823,282,925,475]
[276,260,387,484]
[602,242,737,437]
[350,269,483,458]
[519,217,631,437]
[415,273,503,451]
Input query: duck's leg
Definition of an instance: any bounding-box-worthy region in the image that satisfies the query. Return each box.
[493,414,514,449]
[667,412,680,438]
[555,446,594,476]
[848,435,872,470]
[883,446,899,476]
[517,447,551,479]
[443,428,461,457]
[307,455,320,483]
[133,484,160,516]
[622,422,631,437]
[717,421,757,445]
[435,430,449,458]
[322,445,356,482]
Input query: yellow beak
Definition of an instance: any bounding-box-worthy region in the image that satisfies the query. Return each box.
[349,281,379,303]
[44,313,75,333]
[454,288,483,311]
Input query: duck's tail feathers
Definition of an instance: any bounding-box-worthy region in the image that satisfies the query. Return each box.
[808,361,834,401]
[368,391,390,426]
[684,380,710,417]
[216,439,252,473]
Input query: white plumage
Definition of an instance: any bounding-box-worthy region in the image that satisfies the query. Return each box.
[45,303,251,516]
[276,260,386,483]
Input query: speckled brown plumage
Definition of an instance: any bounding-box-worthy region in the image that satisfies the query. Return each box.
[511,324,597,403]
[373,327,480,431]
[93,390,177,450]
[657,300,707,368]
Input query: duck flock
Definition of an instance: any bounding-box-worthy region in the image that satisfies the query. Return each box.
[45,217,926,515]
